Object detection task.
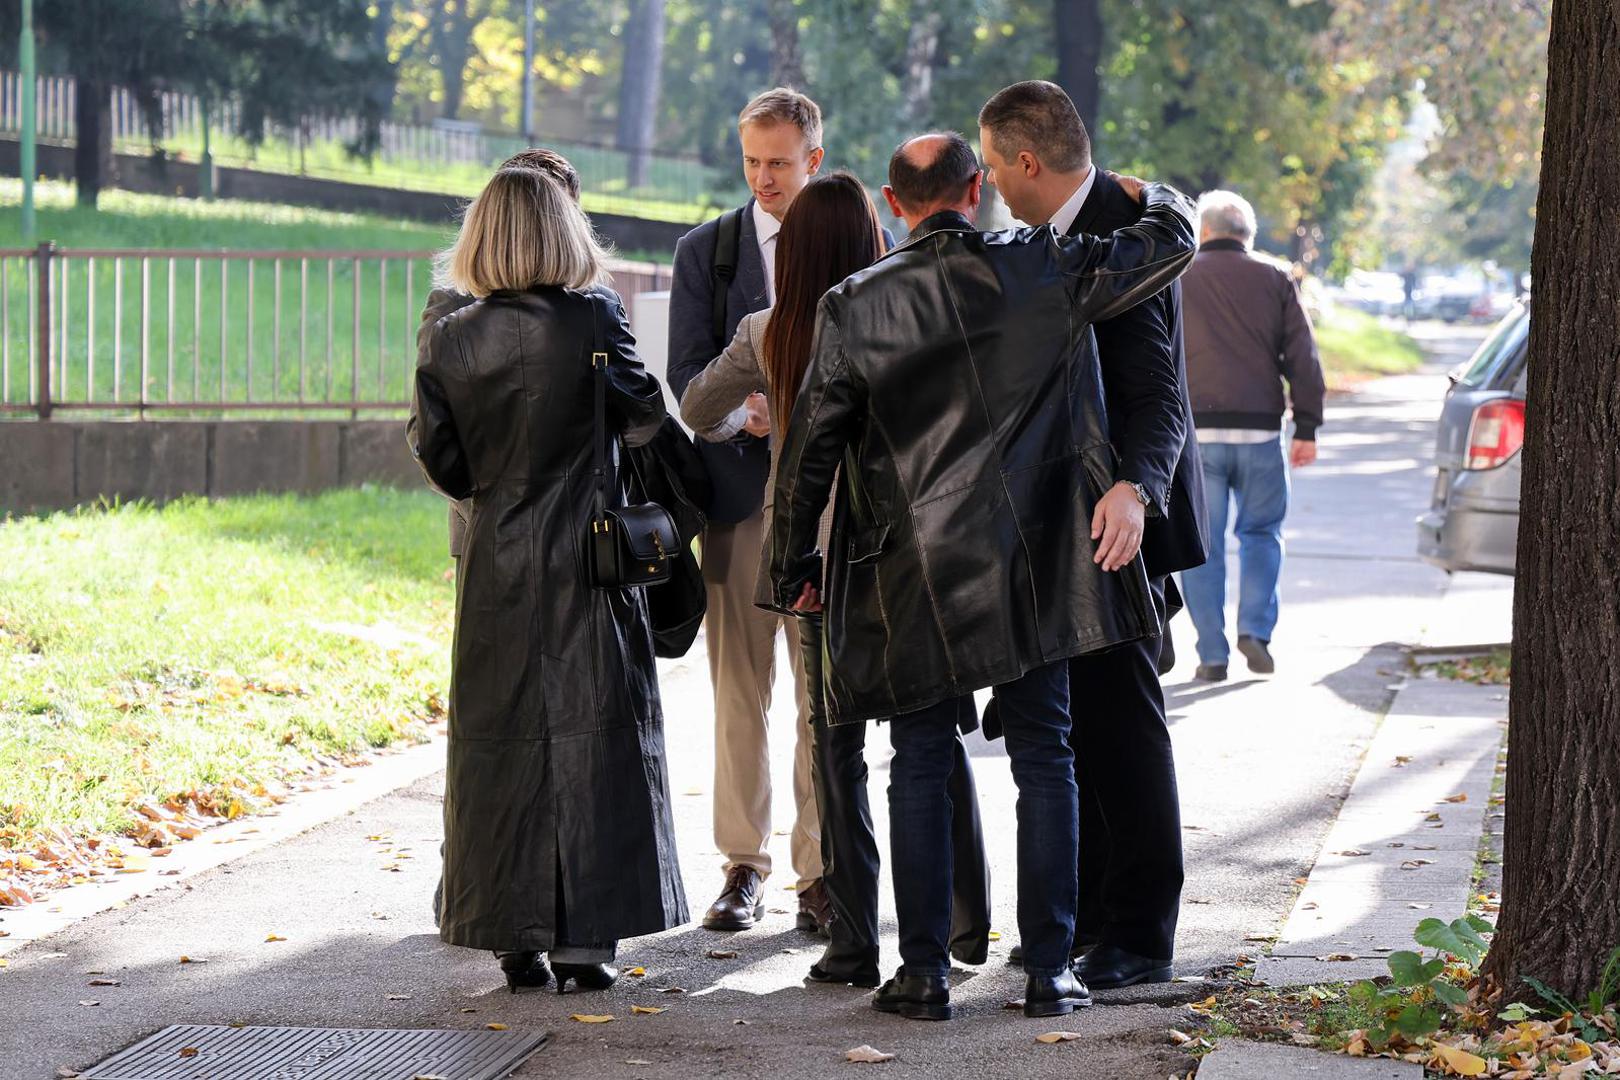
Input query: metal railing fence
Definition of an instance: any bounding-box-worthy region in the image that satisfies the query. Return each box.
[0,71,741,216]
[0,245,670,419]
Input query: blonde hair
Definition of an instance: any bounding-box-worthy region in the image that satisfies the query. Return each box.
[738,87,823,152]
[436,167,609,296]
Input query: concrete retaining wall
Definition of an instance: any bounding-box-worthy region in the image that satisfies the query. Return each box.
[0,137,692,256]
[0,420,421,514]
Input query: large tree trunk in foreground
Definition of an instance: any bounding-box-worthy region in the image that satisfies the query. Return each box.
[1054,0,1102,140]
[1481,0,1620,1003]
[616,0,666,189]
[73,78,113,208]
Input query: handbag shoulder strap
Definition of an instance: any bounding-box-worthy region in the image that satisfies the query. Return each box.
[589,292,610,521]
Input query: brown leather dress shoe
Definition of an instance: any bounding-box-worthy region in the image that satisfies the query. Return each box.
[703,865,766,931]
[795,878,833,935]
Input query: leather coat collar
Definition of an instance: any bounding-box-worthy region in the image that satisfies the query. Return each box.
[886,209,976,260]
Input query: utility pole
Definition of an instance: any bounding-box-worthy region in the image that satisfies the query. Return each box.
[520,0,535,140]
[19,0,37,244]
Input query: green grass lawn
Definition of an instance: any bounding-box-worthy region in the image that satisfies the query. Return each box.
[0,488,452,868]
[1315,304,1427,386]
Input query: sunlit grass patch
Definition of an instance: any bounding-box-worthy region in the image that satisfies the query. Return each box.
[0,488,453,866]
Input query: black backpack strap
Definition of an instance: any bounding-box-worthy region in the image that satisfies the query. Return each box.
[711,206,745,345]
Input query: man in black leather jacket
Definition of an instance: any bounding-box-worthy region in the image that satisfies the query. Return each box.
[767,131,1197,1021]
[979,80,1208,990]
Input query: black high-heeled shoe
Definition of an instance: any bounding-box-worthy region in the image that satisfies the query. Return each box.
[494,950,552,993]
[552,961,617,993]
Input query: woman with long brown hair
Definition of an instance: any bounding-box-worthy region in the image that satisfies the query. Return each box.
[682,171,992,990]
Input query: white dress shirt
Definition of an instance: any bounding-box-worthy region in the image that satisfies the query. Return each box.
[752,199,782,304]
[1047,165,1097,237]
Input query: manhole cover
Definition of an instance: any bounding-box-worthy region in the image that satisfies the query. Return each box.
[79,1024,547,1080]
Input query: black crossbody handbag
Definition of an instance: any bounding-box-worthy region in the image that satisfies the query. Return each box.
[585,294,680,589]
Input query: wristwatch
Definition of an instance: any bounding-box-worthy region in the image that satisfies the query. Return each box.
[1122,480,1151,507]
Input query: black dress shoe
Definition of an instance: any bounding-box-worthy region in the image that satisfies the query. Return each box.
[1195,663,1228,682]
[807,951,881,988]
[795,878,833,936]
[703,866,765,931]
[494,950,551,993]
[1024,968,1093,1017]
[1073,943,1173,989]
[553,961,617,993]
[871,968,952,1021]
[1237,635,1275,674]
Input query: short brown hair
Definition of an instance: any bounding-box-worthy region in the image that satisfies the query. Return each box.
[738,87,823,152]
[978,80,1091,173]
[887,132,980,210]
[438,167,607,296]
[500,147,582,202]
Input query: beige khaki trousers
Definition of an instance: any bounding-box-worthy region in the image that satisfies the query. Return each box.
[702,510,822,887]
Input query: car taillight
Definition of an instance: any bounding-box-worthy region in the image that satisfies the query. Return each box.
[1464,399,1526,469]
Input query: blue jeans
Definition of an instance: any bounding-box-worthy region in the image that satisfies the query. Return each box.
[888,661,1075,977]
[1180,437,1289,666]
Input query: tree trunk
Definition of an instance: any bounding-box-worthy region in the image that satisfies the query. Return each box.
[616,0,666,190]
[768,0,806,88]
[435,3,479,121]
[1480,0,1620,1003]
[73,78,112,209]
[902,11,944,127]
[1054,0,1102,139]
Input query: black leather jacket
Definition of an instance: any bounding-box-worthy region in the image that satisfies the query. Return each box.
[767,184,1198,724]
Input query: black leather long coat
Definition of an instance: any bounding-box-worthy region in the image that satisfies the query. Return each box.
[410,285,689,950]
[768,185,1198,724]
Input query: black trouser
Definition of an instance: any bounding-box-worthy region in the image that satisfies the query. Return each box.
[1067,575,1184,960]
[797,614,991,970]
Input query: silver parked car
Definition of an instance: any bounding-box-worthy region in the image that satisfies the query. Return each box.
[1417,302,1529,575]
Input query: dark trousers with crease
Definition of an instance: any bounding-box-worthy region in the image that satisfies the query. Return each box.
[1068,575,1184,960]
[796,615,992,971]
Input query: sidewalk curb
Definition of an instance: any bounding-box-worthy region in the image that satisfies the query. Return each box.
[0,733,448,957]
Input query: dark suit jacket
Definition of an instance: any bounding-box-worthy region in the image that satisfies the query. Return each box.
[667,200,895,525]
[667,201,774,524]
[1068,168,1210,578]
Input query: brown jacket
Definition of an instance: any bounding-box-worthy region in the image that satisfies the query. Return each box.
[1180,239,1325,440]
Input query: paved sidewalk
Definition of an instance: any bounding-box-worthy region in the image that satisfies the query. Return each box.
[0,329,1511,1080]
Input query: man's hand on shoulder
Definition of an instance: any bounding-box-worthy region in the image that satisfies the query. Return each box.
[1091,481,1147,572]
[1109,171,1147,204]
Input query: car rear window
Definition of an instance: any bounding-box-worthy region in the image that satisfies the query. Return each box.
[1456,305,1530,389]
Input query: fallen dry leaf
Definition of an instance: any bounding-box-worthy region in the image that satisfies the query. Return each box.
[264,933,287,943]
[845,1045,896,1063]
[1169,1029,1193,1045]
[1432,1043,1488,1076]
[87,978,119,987]
[626,966,647,977]
[570,1014,614,1024]
[658,987,687,994]
[708,949,738,960]
[1189,996,1218,1013]
[179,956,207,964]
[55,1070,79,1079]
[485,1023,508,1031]
[78,1000,100,1007]
[386,994,411,1001]
[1400,860,1434,870]
[1443,793,1469,804]
[178,1048,199,1058]
[1336,849,1371,857]
[987,931,1002,941]
[630,1005,665,1015]
[1318,953,1358,961]
[1036,1031,1083,1044]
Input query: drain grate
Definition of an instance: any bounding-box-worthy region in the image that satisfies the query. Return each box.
[78,1024,547,1080]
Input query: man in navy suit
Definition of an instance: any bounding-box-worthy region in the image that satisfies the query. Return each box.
[667,88,832,934]
[979,80,1211,988]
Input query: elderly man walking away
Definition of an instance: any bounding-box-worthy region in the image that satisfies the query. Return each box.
[1178,190,1326,681]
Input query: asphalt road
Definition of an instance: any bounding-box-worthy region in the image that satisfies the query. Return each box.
[0,325,1505,1080]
